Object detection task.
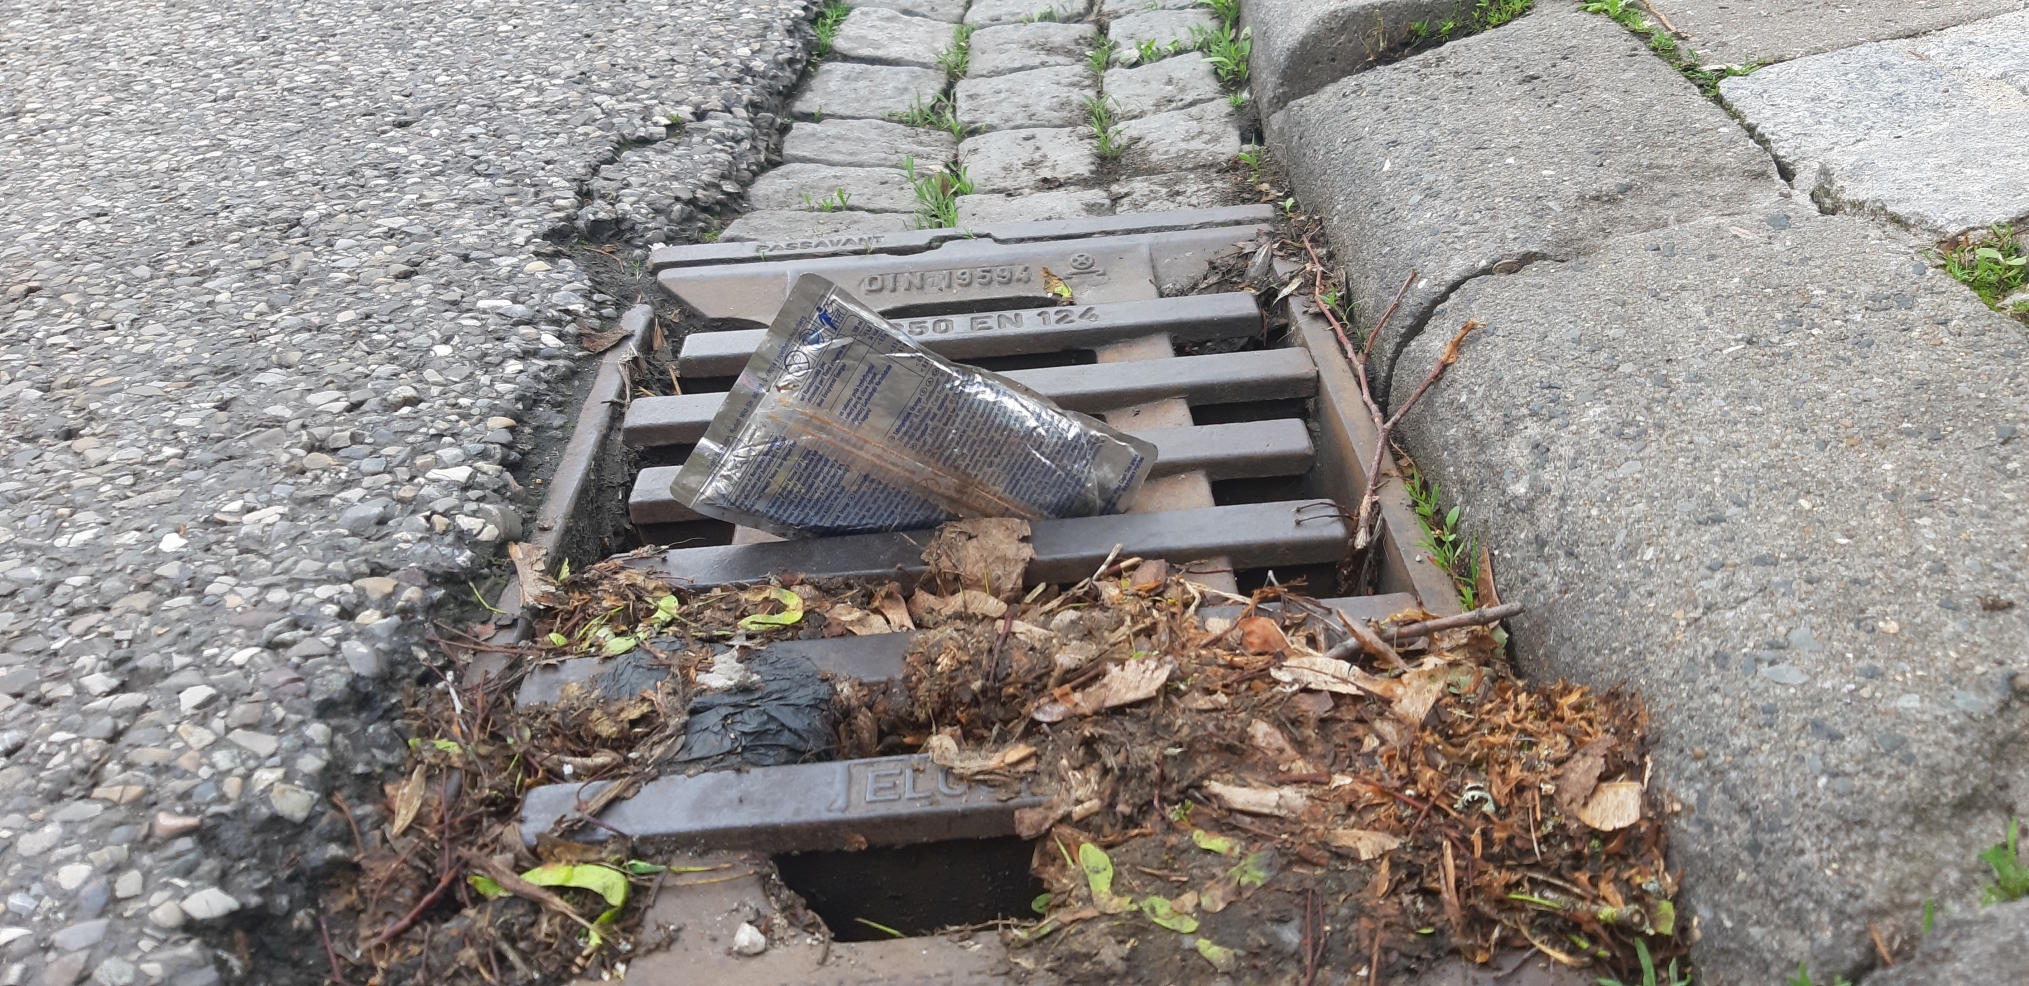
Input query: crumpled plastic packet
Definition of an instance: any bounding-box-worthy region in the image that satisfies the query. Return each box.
[672,274,1156,538]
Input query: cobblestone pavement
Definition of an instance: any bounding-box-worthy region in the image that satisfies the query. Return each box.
[0,1,809,982]
[728,0,1245,240]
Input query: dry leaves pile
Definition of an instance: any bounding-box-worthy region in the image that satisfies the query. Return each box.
[834,550,1680,984]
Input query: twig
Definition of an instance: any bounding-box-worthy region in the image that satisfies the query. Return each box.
[1870,921,1894,967]
[1323,613,1406,671]
[1367,920,1385,986]
[1639,0,1680,34]
[1384,602,1525,642]
[362,868,458,950]
[329,793,365,859]
[319,914,349,986]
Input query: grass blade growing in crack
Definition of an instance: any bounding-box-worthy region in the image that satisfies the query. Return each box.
[903,155,974,229]
[813,0,850,57]
[1087,40,1116,76]
[1193,24,1251,86]
[1085,95,1125,160]
[890,94,970,142]
[936,23,975,80]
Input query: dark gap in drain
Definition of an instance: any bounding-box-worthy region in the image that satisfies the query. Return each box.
[634,518,736,548]
[1211,473,1309,506]
[1235,561,1341,595]
[882,296,1063,319]
[774,836,1044,941]
[1190,397,1309,425]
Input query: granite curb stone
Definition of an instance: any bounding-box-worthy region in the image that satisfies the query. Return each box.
[1107,8,1221,54]
[955,65,1098,131]
[780,118,959,169]
[831,7,961,69]
[1387,209,2029,984]
[793,62,950,120]
[957,127,1101,193]
[846,0,970,21]
[720,210,920,242]
[1239,0,1484,115]
[744,163,919,213]
[1116,99,1242,173]
[956,189,1116,223]
[1110,173,1237,214]
[968,21,1099,77]
[1103,52,1225,120]
[965,0,1093,26]
[1268,1,1783,399]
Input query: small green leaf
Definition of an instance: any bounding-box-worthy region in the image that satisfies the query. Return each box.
[469,874,507,898]
[430,739,463,754]
[1078,842,1115,898]
[738,586,805,630]
[557,558,571,581]
[600,635,638,657]
[652,594,681,625]
[519,862,629,909]
[1031,892,1052,914]
[1230,850,1273,889]
[1191,829,1236,855]
[1194,938,1237,971]
[547,632,569,646]
[623,860,668,876]
[1653,898,1677,935]
[1138,895,1199,933]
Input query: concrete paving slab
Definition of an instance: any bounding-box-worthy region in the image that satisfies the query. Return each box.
[781,118,959,169]
[1721,10,2029,236]
[1387,208,2029,985]
[1268,2,1783,400]
[1103,51,1224,120]
[1116,98,1241,172]
[846,0,971,21]
[1647,0,2026,67]
[968,21,1097,77]
[954,64,1096,130]
[1107,8,1220,52]
[1240,0,1480,116]
[957,127,1100,192]
[956,188,1115,223]
[1110,171,1237,213]
[965,0,1093,26]
[832,7,960,68]
[722,210,919,242]
[793,62,950,120]
[745,163,918,212]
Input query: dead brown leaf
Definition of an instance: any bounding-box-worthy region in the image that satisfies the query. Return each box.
[871,582,915,631]
[1271,655,1395,698]
[920,517,1033,598]
[1202,779,1309,818]
[1237,616,1289,655]
[1071,658,1173,713]
[390,765,427,838]
[507,542,558,608]
[1325,828,1401,860]
[1577,781,1644,831]
[1554,737,1614,820]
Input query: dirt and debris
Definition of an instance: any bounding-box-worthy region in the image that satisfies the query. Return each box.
[323,526,1675,986]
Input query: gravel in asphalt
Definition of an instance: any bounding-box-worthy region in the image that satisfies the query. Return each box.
[0,0,811,981]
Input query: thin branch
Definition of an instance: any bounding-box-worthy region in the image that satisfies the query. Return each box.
[1384,602,1525,641]
[1364,270,1418,357]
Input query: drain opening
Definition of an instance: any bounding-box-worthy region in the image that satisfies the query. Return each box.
[774,836,1044,941]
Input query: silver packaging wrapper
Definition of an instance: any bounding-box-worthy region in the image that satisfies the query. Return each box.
[671,274,1157,539]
